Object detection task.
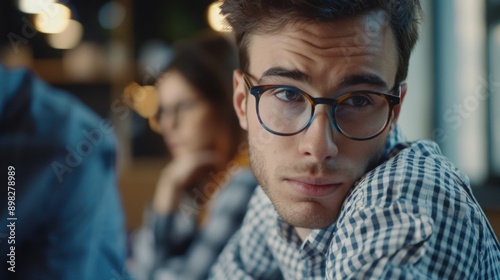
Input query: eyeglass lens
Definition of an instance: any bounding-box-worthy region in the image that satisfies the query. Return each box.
[257,88,390,139]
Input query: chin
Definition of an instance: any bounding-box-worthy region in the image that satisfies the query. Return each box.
[277,200,338,229]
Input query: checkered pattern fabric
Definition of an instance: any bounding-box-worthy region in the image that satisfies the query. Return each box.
[132,168,257,280]
[209,128,500,279]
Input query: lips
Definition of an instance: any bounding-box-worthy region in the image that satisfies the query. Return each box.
[285,177,343,198]
[168,141,180,149]
[166,138,182,149]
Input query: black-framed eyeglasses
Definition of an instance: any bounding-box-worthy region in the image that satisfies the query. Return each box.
[157,99,200,121]
[243,73,401,140]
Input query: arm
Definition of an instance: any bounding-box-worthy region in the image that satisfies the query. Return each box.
[131,153,216,279]
[326,140,484,279]
[44,126,127,279]
[135,169,260,280]
[132,196,198,279]
[171,169,258,280]
[152,152,217,214]
[327,201,434,279]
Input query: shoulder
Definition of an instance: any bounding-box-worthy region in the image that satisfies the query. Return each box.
[328,141,493,278]
[1,66,115,152]
[341,140,477,246]
[340,139,481,251]
[0,67,117,191]
[350,140,470,208]
[234,186,275,231]
[205,168,260,239]
[211,167,258,213]
[224,167,259,192]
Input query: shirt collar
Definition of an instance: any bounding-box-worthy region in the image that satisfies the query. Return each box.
[383,124,405,157]
[276,216,302,247]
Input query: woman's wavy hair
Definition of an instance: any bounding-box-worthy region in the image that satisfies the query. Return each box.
[157,30,240,140]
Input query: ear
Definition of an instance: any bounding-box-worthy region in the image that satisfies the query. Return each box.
[233,69,248,130]
[391,82,407,125]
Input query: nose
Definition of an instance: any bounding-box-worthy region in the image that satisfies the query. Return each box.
[298,105,338,161]
[161,110,179,131]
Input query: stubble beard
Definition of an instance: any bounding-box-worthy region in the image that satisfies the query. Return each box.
[247,134,386,229]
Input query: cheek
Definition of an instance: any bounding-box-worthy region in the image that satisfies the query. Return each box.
[246,100,284,149]
[247,115,282,157]
[249,123,296,181]
[190,115,217,143]
[189,110,220,146]
[339,136,386,171]
[248,130,279,189]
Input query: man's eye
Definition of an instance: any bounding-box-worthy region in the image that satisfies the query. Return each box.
[342,94,372,107]
[274,89,304,102]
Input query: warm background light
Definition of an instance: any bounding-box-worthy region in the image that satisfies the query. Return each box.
[123,83,159,119]
[46,20,83,49]
[34,3,71,34]
[62,43,106,81]
[18,0,56,14]
[207,1,230,32]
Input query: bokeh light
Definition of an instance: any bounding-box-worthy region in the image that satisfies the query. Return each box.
[123,83,159,119]
[18,0,56,14]
[46,20,83,49]
[207,1,230,32]
[98,1,126,29]
[62,43,105,81]
[137,40,172,82]
[34,3,71,34]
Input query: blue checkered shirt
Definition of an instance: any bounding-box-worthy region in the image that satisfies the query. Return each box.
[132,168,257,280]
[209,127,500,279]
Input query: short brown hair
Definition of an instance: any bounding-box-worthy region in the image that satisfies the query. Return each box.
[221,0,422,85]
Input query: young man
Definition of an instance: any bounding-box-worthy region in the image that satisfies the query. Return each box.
[210,0,500,279]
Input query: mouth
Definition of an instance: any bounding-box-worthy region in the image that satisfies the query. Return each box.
[169,142,179,148]
[166,139,181,150]
[285,177,343,198]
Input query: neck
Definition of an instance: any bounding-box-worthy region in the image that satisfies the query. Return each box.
[295,227,311,241]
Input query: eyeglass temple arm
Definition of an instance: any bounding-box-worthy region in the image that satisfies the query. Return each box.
[390,84,402,105]
[242,73,253,90]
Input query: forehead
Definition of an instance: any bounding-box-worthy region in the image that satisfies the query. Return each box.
[246,11,398,89]
[156,70,200,104]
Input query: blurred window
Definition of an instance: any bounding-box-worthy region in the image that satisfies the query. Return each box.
[487,0,500,183]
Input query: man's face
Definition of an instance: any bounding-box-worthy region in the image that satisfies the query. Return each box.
[233,11,405,229]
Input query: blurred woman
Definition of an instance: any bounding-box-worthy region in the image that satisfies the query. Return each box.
[131,31,257,280]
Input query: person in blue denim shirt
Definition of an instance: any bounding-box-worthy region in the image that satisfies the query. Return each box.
[0,64,127,279]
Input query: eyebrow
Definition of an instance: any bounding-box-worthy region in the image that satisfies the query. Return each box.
[340,74,388,90]
[258,67,389,90]
[259,67,311,84]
